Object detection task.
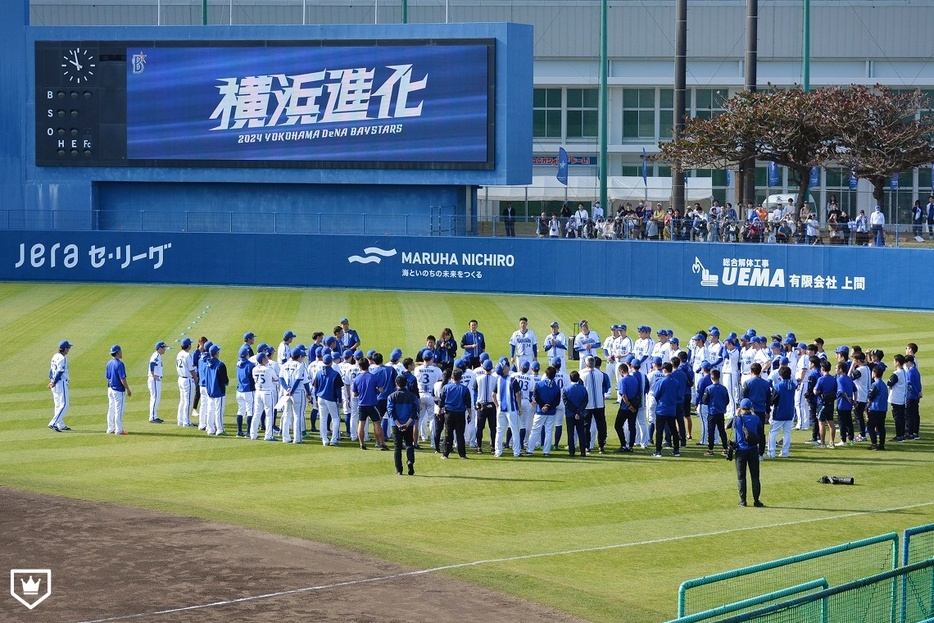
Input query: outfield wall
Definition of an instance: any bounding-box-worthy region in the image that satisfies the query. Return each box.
[2,231,928,311]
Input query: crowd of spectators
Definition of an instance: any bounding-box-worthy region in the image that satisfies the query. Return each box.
[523,195,882,245]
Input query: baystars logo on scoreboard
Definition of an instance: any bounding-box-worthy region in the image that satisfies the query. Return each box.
[209,64,427,132]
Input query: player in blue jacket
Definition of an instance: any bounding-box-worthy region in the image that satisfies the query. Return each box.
[440,369,472,459]
[866,366,889,450]
[651,363,681,457]
[731,398,765,507]
[701,369,731,456]
[387,376,419,475]
[563,371,589,457]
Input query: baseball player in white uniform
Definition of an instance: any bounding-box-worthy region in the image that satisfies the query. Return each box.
[509,317,538,366]
[176,337,197,426]
[542,321,568,364]
[251,351,279,440]
[415,352,444,446]
[514,360,538,448]
[148,341,167,423]
[574,321,601,370]
[278,346,307,444]
[48,340,73,432]
[278,330,296,365]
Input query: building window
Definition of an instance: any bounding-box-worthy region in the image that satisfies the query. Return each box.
[533,88,562,139]
[693,88,726,121]
[659,89,674,140]
[566,88,598,138]
[622,88,657,142]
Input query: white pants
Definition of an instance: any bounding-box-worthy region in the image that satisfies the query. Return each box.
[527,412,556,454]
[495,410,521,457]
[519,399,535,433]
[49,381,69,429]
[280,396,298,443]
[722,372,739,417]
[418,394,435,442]
[768,419,793,457]
[236,390,255,419]
[697,403,709,443]
[197,386,209,428]
[794,384,810,429]
[252,390,276,440]
[206,395,226,434]
[177,377,193,425]
[148,377,161,421]
[318,398,341,445]
[635,406,649,447]
[465,407,477,446]
[106,388,126,433]
[349,395,361,441]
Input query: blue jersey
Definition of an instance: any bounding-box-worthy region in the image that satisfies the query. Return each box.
[533,378,561,414]
[314,365,344,402]
[771,379,796,421]
[814,374,837,405]
[618,374,641,409]
[387,389,418,425]
[868,379,889,412]
[743,376,772,413]
[205,358,228,398]
[652,374,681,416]
[733,412,764,452]
[563,382,588,416]
[236,358,256,392]
[701,382,731,416]
[105,358,127,391]
[352,371,380,407]
[374,365,398,401]
[441,381,471,412]
[835,374,856,411]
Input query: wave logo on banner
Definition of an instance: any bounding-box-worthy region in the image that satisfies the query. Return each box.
[347,247,397,264]
[692,257,719,287]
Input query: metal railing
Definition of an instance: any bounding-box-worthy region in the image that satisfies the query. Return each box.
[3,209,932,247]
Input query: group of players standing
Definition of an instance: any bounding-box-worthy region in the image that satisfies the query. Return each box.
[47,317,922,477]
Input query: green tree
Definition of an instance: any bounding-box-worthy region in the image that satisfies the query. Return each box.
[826,85,934,210]
[658,87,836,211]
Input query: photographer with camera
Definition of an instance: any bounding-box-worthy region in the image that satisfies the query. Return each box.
[729,398,765,507]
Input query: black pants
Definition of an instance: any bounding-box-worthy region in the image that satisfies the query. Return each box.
[891,403,906,438]
[614,406,636,449]
[906,398,920,437]
[587,407,607,450]
[867,409,887,448]
[735,448,761,504]
[707,413,727,450]
[433,412,445,450]
[392,425,416,473]
[854,401,868,437]
[443,410,467,458]
[838,409,854,442]
[476,404,496,450]
[655,416,679,454]
[565,413,590,456]
[504,221,515,236]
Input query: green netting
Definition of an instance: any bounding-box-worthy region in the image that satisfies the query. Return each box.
[905,524,934,566]
[699,560,934,623]
[678,533,898,618]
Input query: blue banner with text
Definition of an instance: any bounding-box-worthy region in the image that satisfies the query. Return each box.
[1,231,927,310]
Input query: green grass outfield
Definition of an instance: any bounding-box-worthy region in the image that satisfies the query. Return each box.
[1,282,933,622]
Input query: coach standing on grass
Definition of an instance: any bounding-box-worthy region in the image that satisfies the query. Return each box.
[148,341,167,424]
[48,340,73,432]
[731,398,765,507]
[387,376,418,475]
[105,344,131,435]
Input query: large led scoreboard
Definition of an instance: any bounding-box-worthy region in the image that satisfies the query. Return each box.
[35,38,496,170]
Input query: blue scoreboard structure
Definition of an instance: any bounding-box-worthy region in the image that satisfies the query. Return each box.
[2,0,532,235]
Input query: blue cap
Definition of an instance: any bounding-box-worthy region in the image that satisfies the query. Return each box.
[786,332,796,340]
[181,337,192,347]
[256,351,267,363]
[728,332,737,340]
[423,350,434,361]
[367,349,376,358]
[747,329,757,336]
[480,352,490,362]
[709,328,720,337]
[835,345,850,354]
[638,325,651,333]
[390,348,403,361]
[243,332,255,340]
[531,361,541,370]
[110,344,121,355]
[342,349,353,359]
[771,341,782,349]
[239,345,250,358]
[352,350,363,360]
[739,398,753,410]
[155,341,167,349]
[618,324,627,331]
[550,321,559,327]
[340,317,349,324]
[550,356,561,365]
[693,333,705,342]
[610,324,619,330]
[624,354,634,364]
[323,354,333,364]
[701,361,711,370]
[653,357,663,366]
[256,342,269,353]
[482,360,493,370]
[283,330,296,339]
[209,344,221,356]
[520,360,530,370]
[324,336,337,347]
[499,356,509,366]
[783,337,796,345]
[631,360,641,369]
[670,336,680,344]
[779,356,790,365]
[495,364,506,375]
[293,346,306,358]
[455,358,467,370]
[59,340,73,349]
[657,328,665,335]
[265,345,275,355]
[205,340,213,350]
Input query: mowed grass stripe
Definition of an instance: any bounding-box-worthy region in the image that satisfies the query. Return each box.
[1,283,932,623]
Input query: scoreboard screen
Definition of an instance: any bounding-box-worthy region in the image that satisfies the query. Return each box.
[35,39,495,170]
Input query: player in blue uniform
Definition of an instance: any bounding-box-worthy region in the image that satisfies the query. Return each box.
[105,344,131,435]
[48,340,73,432]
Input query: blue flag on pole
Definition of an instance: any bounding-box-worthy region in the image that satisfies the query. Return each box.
[809,166,820,188]
[930,164,934,189]
[767,161,780,187]
[556,147,568,186]
[890,173,899,190]
[849,168,858,190]
[641,148,648,186]
[726,169,732,188]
